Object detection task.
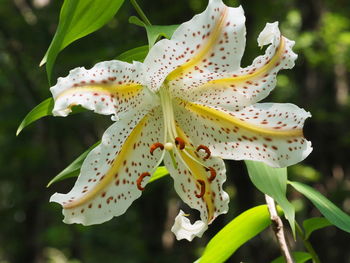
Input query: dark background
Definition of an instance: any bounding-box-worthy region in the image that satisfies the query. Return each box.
[1,0,350,262]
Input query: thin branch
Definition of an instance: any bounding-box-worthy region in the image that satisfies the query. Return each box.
[130,0,152,26]
[265,194,295,263]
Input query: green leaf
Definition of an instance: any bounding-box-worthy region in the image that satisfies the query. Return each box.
[270,252,312,263]
[197,205,271,263]
[129,16,145,27]
[47,141,100,187]
[116,45,149,63]
[129,16,179,47]
[289,164,321,182]
[245,160,296,235]
[17,98,86,135]
[42,0,125,83]
[16,98,54,136]
[303,217,332,239]
[149,166,169,183]
[289,181,350,233]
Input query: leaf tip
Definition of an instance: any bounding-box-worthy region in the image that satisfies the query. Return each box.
[16,127,22,136]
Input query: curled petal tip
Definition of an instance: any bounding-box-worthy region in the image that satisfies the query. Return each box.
[49,192,61,203]
[258,22,280,47]
[171,210,208,241]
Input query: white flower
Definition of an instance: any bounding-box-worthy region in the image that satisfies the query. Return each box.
[50,0,312,241]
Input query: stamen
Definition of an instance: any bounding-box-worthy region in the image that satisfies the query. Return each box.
[206,167,217,182]
[136,172,151,191]
[175,137,185,150]
[195,179,206,198]
[150,142,164,155]
[196,145,211,159]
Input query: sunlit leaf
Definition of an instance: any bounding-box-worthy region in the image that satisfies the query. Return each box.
[129,16,179,47]
[17,99,86,135]
[303,217,332,239]
[245,160,295,235]
[116,45,149,63]
[41,0,125,82]
[129,16,145,27]
[149,166,169,183]
[16,98,54,136]
[197,205,271,263]
[289,164,321,182]
[270,251,312,263]
[47,141,100,187]
[289,181,350,233]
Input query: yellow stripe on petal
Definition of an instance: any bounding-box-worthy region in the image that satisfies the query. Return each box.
[63,114,149,209]
[206,37,285,86]
[165,7,229,82]
[57,83,143,101]
[176,126,215,221]
[182,100,303,138]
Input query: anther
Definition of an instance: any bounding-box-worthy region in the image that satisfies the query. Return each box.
[196,145,211,159]
[136,172,150,191]
[175,137,185,150]
[195,179,206,198]
[150,142,164,155]
[205,167,216,182]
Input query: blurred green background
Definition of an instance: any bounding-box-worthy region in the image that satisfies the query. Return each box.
[1,0,350,262]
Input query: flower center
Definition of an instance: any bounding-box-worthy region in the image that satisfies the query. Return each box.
[135,86,216,194]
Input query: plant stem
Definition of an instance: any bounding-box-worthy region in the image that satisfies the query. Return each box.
[295,222,321,263]
[265,195,295,263]
[130,0,151,26]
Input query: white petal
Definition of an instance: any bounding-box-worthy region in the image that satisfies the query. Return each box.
[51,60,157,118]
[171,210,208,241]
[176,22,298,111]
[50,107,164,225]
[163,125,229,240]
[258,22,280,47]
[144,0,246,91]
[174,100,312,168]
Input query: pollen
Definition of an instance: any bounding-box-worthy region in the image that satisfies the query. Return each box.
[136,172,151,191]
[195,180,206,198]
[150,142,164,155]
[206,167,217,182]
[196,145,211,159]
[175,137,186,150]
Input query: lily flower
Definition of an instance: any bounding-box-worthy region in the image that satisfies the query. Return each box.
[50,0,312,241]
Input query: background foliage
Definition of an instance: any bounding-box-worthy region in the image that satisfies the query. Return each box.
[1,0,350,262]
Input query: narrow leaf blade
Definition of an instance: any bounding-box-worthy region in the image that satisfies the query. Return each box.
[47,141,100,187]
[303,217,332,239]
[17,99,86,135]
[289,181,350,233]
[129,16,179,47]
[43,0,125,82]
[16,98,54,136]
[198,205,271,263]
[116,45,149,63]
[145,24,179,47]
[245,160,295,235]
